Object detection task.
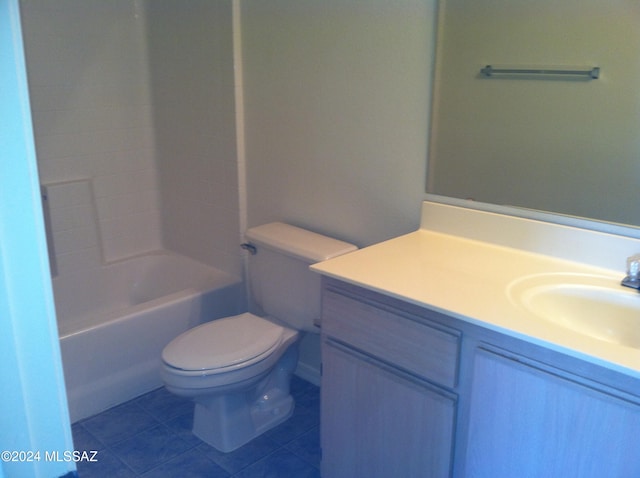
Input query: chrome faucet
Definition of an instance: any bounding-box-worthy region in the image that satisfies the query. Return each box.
[621,254,640,290]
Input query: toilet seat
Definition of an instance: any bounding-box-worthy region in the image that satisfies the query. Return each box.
[162,313,285,374]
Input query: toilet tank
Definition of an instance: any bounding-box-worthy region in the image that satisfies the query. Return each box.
[245,222,357,332]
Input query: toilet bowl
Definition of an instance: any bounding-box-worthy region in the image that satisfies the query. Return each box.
[160,222,357,452]
[162,313,299,452]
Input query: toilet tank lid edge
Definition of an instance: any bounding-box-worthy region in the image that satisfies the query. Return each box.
[245,222,358,263]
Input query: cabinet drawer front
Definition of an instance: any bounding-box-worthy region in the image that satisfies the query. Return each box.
[322,289,460,388]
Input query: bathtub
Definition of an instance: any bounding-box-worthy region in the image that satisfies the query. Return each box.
[53,251,245,422]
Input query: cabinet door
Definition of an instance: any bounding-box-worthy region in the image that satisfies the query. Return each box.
[321,339,456,478]
[463,347,640,478]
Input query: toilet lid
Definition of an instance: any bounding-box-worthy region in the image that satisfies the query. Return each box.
[162,313,285,372]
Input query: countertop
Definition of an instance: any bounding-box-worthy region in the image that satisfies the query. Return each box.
[311,228,640,378]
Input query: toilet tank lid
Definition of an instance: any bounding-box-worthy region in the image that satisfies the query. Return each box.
[245,222,357,263]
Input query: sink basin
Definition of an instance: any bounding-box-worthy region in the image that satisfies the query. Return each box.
[507,273,640,348]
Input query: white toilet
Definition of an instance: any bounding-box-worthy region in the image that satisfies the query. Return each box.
[161,222,357,452]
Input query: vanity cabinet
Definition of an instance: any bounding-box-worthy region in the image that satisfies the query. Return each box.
[319,277,640,478]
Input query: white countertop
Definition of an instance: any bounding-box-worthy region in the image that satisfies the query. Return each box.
[311,203,640,378]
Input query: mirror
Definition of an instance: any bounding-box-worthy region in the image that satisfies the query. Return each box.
[427,0,640,228]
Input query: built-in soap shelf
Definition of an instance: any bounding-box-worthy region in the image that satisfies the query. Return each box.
[40,179,103,277]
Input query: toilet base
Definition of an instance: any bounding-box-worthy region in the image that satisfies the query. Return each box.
[190,342,299,452]
[193,392,294,452]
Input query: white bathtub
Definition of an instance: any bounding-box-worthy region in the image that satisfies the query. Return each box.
[53,251,245,422]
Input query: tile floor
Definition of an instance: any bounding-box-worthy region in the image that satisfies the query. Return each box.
[72,376,321,477]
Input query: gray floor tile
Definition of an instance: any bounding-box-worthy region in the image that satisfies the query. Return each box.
[284,426,320,468]
[74,377,320,477]
[80,402,160,446]
[134,388,194,423]
[140,448,230,478]
[200,435,282,475]
[233,449,321,478]
[110,425,194,474]
[75,448,137,478]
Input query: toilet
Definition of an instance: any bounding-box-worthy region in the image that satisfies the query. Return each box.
[161,222,357,452]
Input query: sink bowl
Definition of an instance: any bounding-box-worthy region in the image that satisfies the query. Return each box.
[507,273,640,348]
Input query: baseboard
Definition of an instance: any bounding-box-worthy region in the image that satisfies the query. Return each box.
[294,361,320,386]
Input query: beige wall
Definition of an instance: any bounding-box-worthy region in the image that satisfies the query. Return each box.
[241,0,437,248]
[240,0,437,383]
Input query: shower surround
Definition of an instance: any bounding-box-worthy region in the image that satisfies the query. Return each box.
[21,0,241,276]
[20,0,243,417]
